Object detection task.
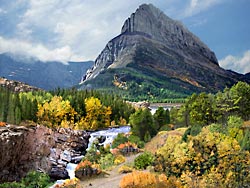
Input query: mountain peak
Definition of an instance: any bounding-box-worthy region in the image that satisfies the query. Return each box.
[120,3,218,65]
[79,4,249,100]
[121,3,164,34]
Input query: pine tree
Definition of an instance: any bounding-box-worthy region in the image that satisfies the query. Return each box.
[130,109,156,142]
[0,87,10,122]
[30,99,38,122]
[166,109,170,124]
[7,95,16,124]
[15,106,21,124]
[153,107,167,130]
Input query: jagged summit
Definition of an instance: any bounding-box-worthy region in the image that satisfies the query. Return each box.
[80,4,249,101]
[121,3,218,65]
[121,4,165,34]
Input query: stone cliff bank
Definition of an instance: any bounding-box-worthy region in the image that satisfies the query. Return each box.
[0,124,90,183]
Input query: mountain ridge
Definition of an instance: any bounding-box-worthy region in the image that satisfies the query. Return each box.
[0,53,93,90]
[79,3,249,101]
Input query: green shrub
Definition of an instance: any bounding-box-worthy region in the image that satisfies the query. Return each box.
[182,125,202,142]
[128,135,145,148]
[84,143,101,163]
[134,152,154,170]
[241,129,250,151]
[112,133,128,149]
[0,182,20,188]
[99,153,115,170]
[208,123,225,134]
[0,171,52,188]
[21,171,51,188]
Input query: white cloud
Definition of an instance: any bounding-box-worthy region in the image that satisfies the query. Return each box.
[219,50,250,74]
[14,0,189,61]
[15,0,143,60]
[0,0,226,62]
[0,36,78,63]
[183,0,224,17]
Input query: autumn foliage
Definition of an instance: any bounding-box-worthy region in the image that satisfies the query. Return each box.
[54,178,80,188]
[75,160,102,179]
[0,121,6,126]
[75,160,92,171]
[154,126,250,187]
[36,96,114,130]
[37,96,76,129]
[77,97,112,130]
[117,141,139,155]
[119,171,182,188]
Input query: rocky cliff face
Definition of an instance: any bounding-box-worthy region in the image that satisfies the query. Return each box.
[121,4,218,64]
[0,124,89,183]
[80,4,249,96]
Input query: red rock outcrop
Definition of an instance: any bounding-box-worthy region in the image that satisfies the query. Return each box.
[0,124,89,183]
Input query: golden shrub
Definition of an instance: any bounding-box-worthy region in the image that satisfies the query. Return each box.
[55,178,80,188]
[114,155,126,165]
[120,171,184,188]
[120,171,157,188]
[118,165,133,174]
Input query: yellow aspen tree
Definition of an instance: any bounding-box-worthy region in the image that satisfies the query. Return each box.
[37,96,76,128]
[78,97,112,130]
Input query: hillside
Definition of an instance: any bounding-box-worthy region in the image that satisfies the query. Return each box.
[0,77,40,92]
[79,4,249,101]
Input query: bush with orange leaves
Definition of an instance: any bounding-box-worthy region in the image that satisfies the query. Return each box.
[117,141,139,155]
[75,160,102,180]
[119,171,182,188]
[75,160,92,171]
[0,122,6,126]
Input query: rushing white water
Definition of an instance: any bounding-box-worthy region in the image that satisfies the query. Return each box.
[66,163,78,179]
[87,126,131,149]
[51,126,131,187]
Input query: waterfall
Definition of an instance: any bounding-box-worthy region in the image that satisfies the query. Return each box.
[87,126,131,149]
[51,126,130,187]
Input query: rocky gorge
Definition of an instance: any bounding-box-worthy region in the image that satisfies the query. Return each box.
[0,124,90,183]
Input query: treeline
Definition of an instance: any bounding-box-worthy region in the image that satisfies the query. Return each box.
[0,87,38,124]
[0,87,135,129]
[129,107,170,142]
[169,81,250,151]
[171,81,250,127]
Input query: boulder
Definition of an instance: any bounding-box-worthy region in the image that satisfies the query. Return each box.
[49,167,69,180]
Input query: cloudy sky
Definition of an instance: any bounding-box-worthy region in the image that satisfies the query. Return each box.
[0,0,249,74]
